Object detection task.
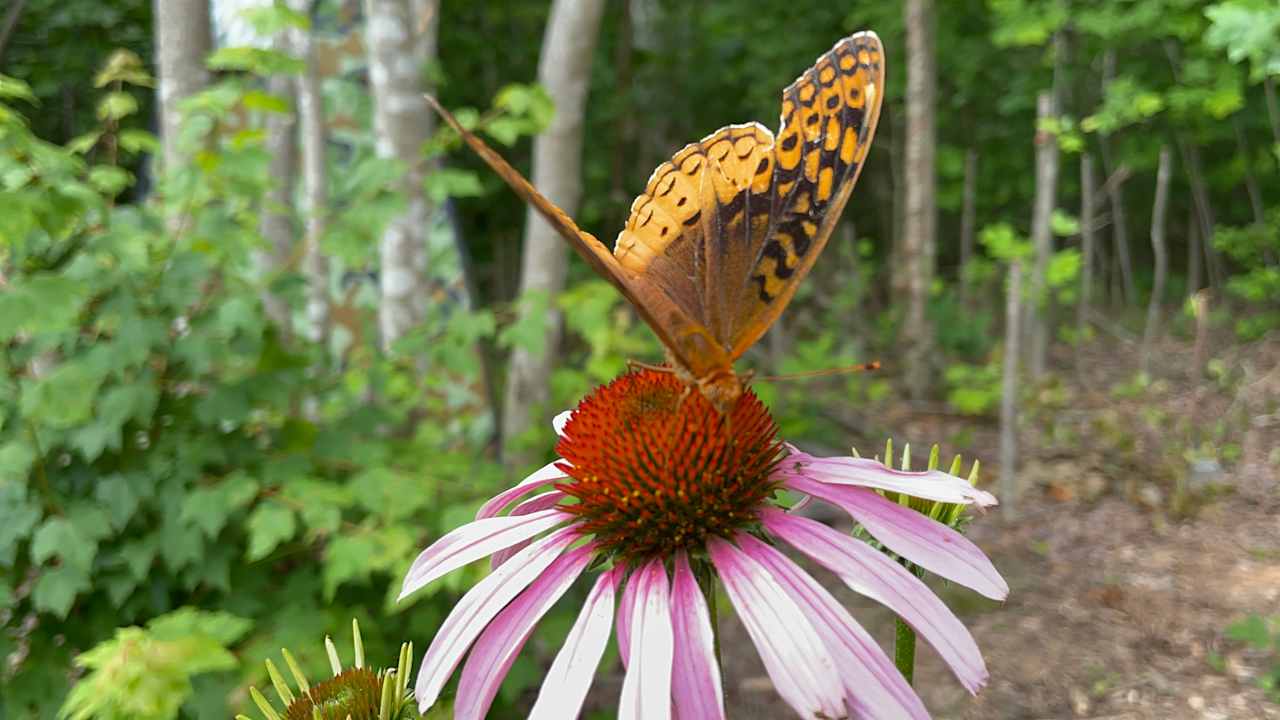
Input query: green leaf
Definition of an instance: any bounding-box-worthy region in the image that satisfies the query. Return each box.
[118,129,159,154]
[148,607,252,646]
[0,484,41,566]
[31,517,97,572]
[207,47,304,76]
[96,91,139,122]
[182,472,260,540]
[0,74,37,103]
[323,533,377,598]
[88,165,132,196]
[66,131,103,155]
[95,474,142,531]
[0,274,91,341]
[32,564,91,618]
[93,49,153,88]
[116,536,159,582]
[242,88,291,114]
[1226,615,1272,649]
[240,4,310,35]
[349,467,430,521]
[424,168,485,203]
[1050,209,1080,237]
[245,501,297,561]
[0,440,36,483]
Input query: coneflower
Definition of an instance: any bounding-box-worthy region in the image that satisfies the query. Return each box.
[401,369,1007,719]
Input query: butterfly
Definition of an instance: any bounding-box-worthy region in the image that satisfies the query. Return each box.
[428,31,884,414]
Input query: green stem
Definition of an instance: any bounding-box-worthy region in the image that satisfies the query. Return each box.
[894,616,916,686]
[695,560,726,708]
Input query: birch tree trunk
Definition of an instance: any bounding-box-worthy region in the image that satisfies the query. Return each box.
[959,147,977,305]
[257,47,299,337]
[1076,153,1096,365]
[154,0,212,179]
[901,0,936,401]
[365,0,438,351]
[291,1,330,344]
[501,0,607,461]
[1141,146,1172,374]
[1028,91,1058,381]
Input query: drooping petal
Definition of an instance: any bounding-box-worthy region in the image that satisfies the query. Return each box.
[490,491,569,569]
[553,409,573,437]
[618,559,674,720]
[707,537,846,720]
[780,448,998,507]
[762,506,990,694]
[414,526,579,712]
[615,567,641,669]
[475,461,568,520]
[785,474,1008,601]
[400,509,570,600]
[455,542,596,720]
[528,567,622,720]
[735,532,928,720]
[670,552,725,720]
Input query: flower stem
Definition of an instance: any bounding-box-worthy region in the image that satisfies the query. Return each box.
[894,617,916,685]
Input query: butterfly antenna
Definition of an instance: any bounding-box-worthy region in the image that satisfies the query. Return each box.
[757,361,882,383]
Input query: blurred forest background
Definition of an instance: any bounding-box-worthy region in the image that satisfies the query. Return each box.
[1,0,1278,718]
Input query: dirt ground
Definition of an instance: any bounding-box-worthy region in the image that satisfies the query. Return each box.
[716,336,1280,719]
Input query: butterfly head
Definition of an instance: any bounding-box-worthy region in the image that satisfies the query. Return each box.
[698,368,746,415]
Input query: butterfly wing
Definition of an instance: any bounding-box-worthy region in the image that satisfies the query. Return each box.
[425,96,731,376]
[613,31,885,362]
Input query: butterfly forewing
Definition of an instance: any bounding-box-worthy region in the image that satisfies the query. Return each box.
[613,31,885,363]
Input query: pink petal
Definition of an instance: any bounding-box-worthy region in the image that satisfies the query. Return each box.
[735,532,928,720]
[780,448,998,506]
[400,509,569,600]
[618,559,674,720]
[490,491,568,570]
[785,474,1008,601]
[762,507,989,694]
[414,526,579,712]
[475,461,568,520]
[670,552,725,720]
[455,542,596,720]
[616,567,641,670]
[553,409,572,437]
[707,537,845,719]
[528,567,622,720]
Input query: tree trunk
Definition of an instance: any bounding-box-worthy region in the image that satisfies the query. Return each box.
[959,147,977,305]
[1076,153,1096,365]
[1187,201,1201,295]
[0,0,28,68]
[501,0,607,462]
[1141,146,1171,374]
[365,0,439,351]
[256,49,298,338]
[1000,261,1022,521]
[1177,137,1222,289]
[1263,77,1280,161]
[1028,91,1058,381]
[153,0,212,179]
[901,0,936,401]
[1233,118,1265,225]
[291,1,330,345]
[1099,50,1137,305]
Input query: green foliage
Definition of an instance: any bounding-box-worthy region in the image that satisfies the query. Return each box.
[1205,0,1280,81]
[945,361,1003,415]
[0,50,545,719]
[59,608,251,720]
[1225,614,1280,700]
[1214,208,1280,339]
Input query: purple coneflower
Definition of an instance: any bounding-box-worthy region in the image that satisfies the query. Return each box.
[400,369,1007,719]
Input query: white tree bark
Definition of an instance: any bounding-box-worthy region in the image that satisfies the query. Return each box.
[291,1,330,344]
[501,0,607,460]
[959,147,977,305]
[1000,260,1022,521]
[154,0,212,178]
[901,0,936,401]
[1028,91,1059,381]
[256,40,298,337]
[1076,153,1096,366]
[1099,50,1136,305]
[1141,146,1171,374]
[365,0,439,351]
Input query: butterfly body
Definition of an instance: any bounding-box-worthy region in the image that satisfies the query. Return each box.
[429,31,885,414]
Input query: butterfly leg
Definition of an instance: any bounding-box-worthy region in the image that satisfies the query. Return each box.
[626,359,675,374]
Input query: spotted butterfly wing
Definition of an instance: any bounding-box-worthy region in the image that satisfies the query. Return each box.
[614,31,884,371]
[427,31,883,410]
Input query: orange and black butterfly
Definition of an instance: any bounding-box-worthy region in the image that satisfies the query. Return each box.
[428,31,884,413]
